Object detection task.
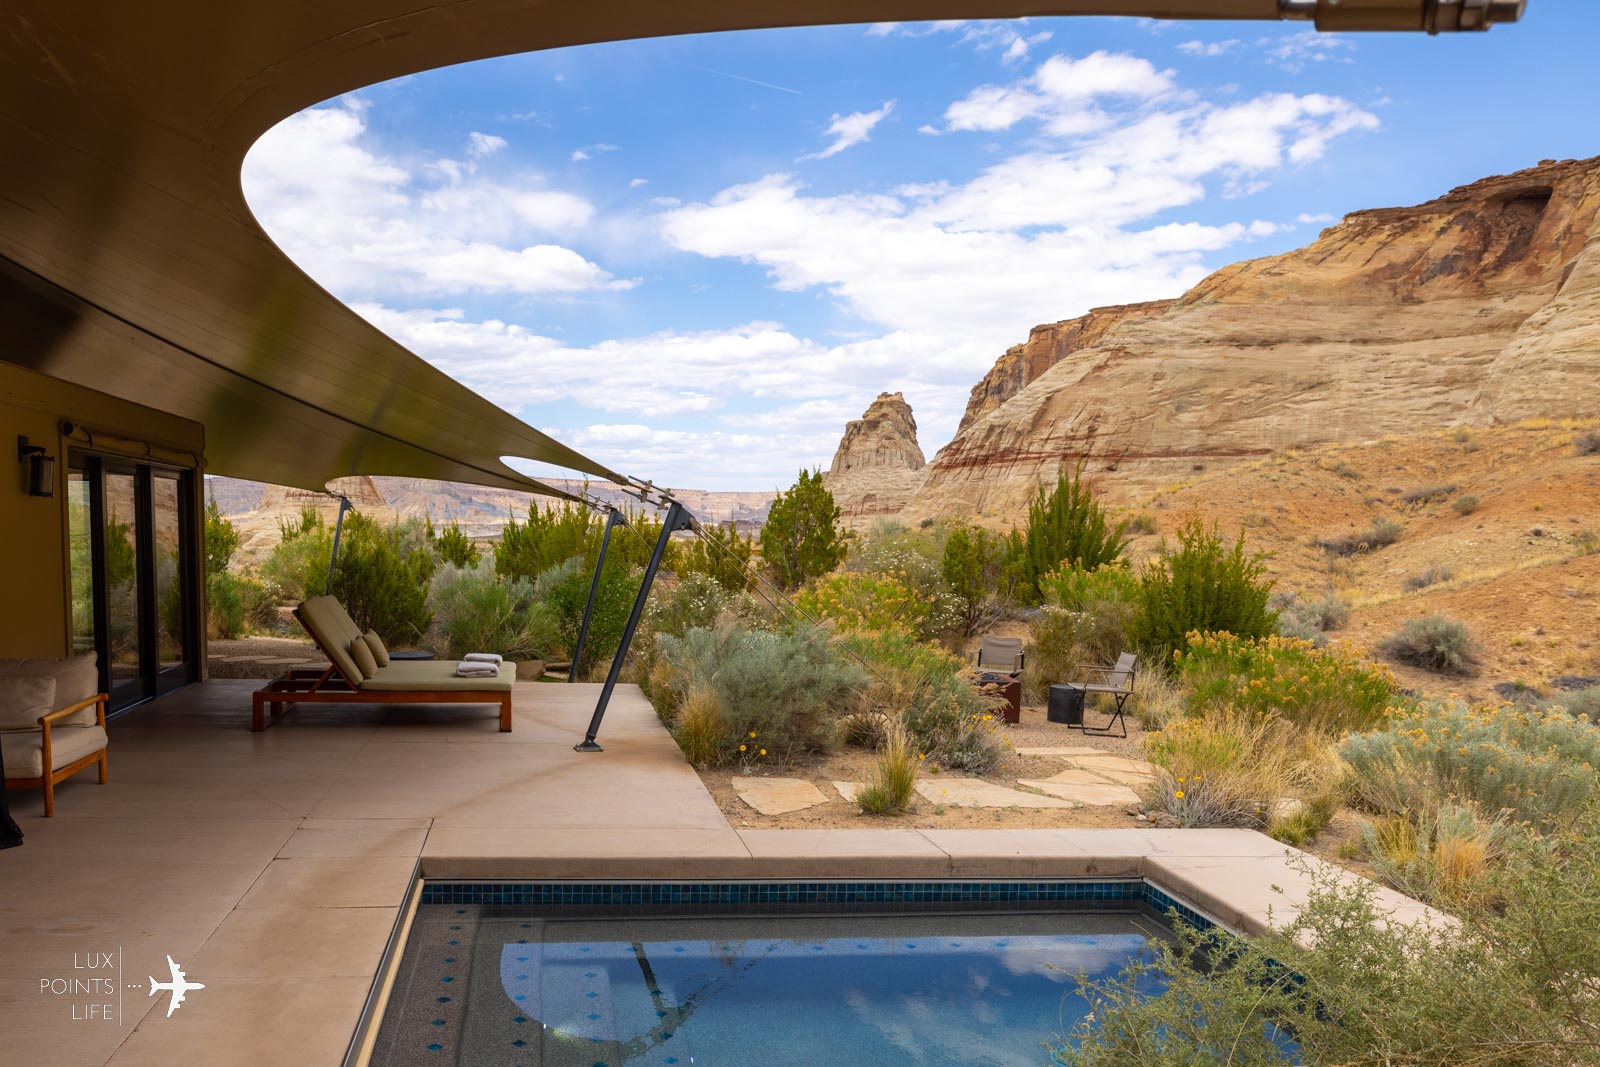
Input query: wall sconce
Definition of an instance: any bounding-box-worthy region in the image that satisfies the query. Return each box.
[17,436,56,498]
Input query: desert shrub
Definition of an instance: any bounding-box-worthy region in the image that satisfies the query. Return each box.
[1452,494,1480,515]
[1054,814,1600,1066]
[1022,606,1081,705]
[1574,430,1600,455]
[760,468,847,591]
[1316,516,1404,556]
[1553,686,1600,722]
[204,495,240,577]
[795,571,933,637]
[1178,632,1396,736]
[326,514,436,645]
[842,628,1003,772]
[1360,805,1509,910]
[494,502,596,585]
[1404,563,1454,591]
[1124,511,1158,535]
[428,561,555,661]
[1023,564,1141,700]
[642,572,731,643]
[1574,529,1600,557]
[205,571,275,639]
[1141,713,1339,833]
[672,686,727,766]
[941,522,1005,637]
[856,727,918,816]
[654,622,867,763]
[260,511,332,600]
[1130,517,1277,673]
[535,556,638,678]
[1130,668,1184,731]
[1400,483,1458,507]
[1269,588,1349,647]
[431,522,480,568]
[1341,701,1600,832]
[672,522,755,593]
[1008,466,1127,604]
[1380,614,1478,674]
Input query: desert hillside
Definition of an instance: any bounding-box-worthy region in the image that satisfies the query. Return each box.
[1121,420,1600,703]
[821,154,1600,524]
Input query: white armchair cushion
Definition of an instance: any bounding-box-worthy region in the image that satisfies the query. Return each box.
[3,724,108,779]
[0,653,100,726]
[0,675,56,732]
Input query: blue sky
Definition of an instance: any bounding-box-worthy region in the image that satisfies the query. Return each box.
[242,6,1597,491]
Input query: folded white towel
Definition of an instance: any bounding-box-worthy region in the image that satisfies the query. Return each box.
[463,652,503,664]
[454,662,499,677]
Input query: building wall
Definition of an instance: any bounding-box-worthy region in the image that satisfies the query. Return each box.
[0,361,206,660]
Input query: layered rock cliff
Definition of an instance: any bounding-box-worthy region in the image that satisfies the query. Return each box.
[822,391,929,523]
[900,155,1600,522]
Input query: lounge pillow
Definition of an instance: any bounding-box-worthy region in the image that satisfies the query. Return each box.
[0,653,99,726]
[349,637,377,679]
[0,675,57,732]
[363,629,390,668]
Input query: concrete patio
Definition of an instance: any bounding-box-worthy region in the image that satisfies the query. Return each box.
[1,679,1432,1067]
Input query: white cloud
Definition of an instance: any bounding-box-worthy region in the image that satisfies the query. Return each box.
[867,20,1054,64]
[629,177,649,187]
[1177,39,1242,57]
[571,148,589,162]
[942,51,1175,134]
[1260,32,1356,73]
[467,131,507,157]
[1297,211,1336,224]
[799,101,895,161]
[244,101,627,298]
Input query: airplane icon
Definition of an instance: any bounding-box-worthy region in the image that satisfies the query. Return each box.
[148,955,205,1017]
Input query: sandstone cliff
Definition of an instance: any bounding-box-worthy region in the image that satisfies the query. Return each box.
[903,155,1600,523]
[822,391,929,524]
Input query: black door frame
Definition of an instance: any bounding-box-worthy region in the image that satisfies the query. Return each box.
[69,449,201,715]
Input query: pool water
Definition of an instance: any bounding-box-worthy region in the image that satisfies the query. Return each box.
[373,908,1170,1066]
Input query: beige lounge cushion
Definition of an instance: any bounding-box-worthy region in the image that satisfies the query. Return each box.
[3,724,107,779]
[297,596,364,683]
[358,660,512,693]
[363,629,390,667]
[0,653,100,726]
[350,636,378,677]
[0,676,56,732]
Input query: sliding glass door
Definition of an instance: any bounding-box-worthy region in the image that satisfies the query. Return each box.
[68,453,199,713]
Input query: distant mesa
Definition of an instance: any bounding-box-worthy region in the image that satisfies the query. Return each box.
[822,391,928,524]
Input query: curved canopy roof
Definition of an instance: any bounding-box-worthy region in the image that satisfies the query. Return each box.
[0,0,1522,494]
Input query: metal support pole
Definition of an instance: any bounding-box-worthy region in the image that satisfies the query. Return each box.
[326,495,352,590]
[569,508,626,682]
[576,501,691,752]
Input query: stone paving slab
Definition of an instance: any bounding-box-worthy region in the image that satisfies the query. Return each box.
[1067,755,1157,787]
[1014,746,1107,757]
[731,776,831,815]
[832,781,862,803]
[914,778,1076,809]
[1018,769,1144,807]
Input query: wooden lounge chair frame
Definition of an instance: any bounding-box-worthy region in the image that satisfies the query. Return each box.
[1063,652,1137,738]
[4,692,109,816]
[250,601,512,733]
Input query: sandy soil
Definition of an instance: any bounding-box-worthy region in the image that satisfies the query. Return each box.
[702,701,1158,830]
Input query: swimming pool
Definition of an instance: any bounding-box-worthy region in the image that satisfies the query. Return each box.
[366,880,1211,1067]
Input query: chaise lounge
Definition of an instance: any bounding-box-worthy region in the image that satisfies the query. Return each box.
[251,595,514,732]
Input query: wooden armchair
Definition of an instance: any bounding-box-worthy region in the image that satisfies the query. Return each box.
[1,655,110,817]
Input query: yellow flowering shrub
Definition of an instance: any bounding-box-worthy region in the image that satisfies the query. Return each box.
[1178,631,1396,736]
[795,572,933,636]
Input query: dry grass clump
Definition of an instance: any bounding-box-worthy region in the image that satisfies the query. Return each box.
[1403,563,1454,591]
[1451,494,1480,515]
[1360,806,1507,911]
[673,685,727,767]
[1400,483,1458,508]
[1574,430,1600,455]
[856,726,918,816]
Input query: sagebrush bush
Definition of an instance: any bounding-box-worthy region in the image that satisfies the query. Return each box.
[842,628,1004,772]
[1341,701,1600,832]
[1404,563,1454,591]
[1269,588,1349,646]
[1452,494,1480,516]
[1055,810,1600,1066]
[1553,686,1600,722]
[642,573,731,643]
[1574,430,1600,455]
[1317,516,1404,556]
[1400,483,1457,507]
[1130,517,1278,673]
[1178,632,1396,736]
[654,622,867,763]
[1381,614,1478,674]
[428,561,556,660]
